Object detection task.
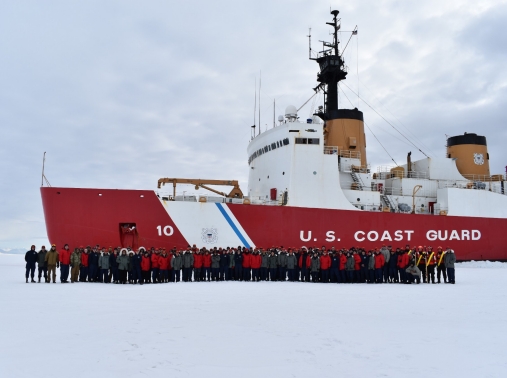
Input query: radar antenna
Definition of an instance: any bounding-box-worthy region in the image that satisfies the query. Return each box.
[311,9,352,120]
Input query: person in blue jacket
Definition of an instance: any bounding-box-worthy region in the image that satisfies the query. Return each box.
[389,249,400,283]
[131,249,143,284]
[234,250,243,281]
[360,250,368,283]
[25,245,38,283]
[109,248,119,283]
[219,249,230,281]
[88,247,100,282]
[329,252,340,283]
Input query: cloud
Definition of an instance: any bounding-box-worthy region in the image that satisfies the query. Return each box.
[1,0,506,247]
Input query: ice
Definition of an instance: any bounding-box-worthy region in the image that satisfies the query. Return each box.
[457,260,507,269]
[0,248,25,255]
[1,254,506,377]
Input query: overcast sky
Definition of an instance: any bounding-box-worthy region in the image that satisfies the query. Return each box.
[1,0,506,248]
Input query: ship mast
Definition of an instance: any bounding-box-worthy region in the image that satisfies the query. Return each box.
[310,10,368,168]
[311,9,348,120]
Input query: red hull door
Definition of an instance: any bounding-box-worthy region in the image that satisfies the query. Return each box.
[41,187,507,260]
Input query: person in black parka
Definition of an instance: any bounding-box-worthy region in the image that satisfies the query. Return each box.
[25,245,38,283]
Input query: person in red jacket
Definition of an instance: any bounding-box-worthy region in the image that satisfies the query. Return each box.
[298,247,310,282]
[80,247,89,282]
[319,250,331,283]
[202,250,212,281]
[353,250,362,283]
[158,251,170,283]
[151,250,160,283]
[397,249,409,283]
[374,250,385,283]
[242,250,252,281]
[59,244,71,283]
[140,251,151,284]
[338,250,347,283]
[250,250,262,281]
[193,249,203,282]
[305,252,312,272]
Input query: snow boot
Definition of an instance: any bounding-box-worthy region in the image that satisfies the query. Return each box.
[26,278,28,283]
[31,279,36,283]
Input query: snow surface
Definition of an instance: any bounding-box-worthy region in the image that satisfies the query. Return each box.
[1,254,506,378]
[457,260,507,269]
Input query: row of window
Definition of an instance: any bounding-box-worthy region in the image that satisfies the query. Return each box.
[248,138,290,165]
[295,138,320,145]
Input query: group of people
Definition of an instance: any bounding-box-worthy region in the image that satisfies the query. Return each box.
[24,243,457,285]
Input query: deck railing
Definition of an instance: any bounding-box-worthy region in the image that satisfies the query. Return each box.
[324,146,361,160]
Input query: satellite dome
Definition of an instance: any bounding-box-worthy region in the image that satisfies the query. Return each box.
[285,105,297,117]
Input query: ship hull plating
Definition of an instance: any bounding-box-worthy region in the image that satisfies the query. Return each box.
[41,187,507,260]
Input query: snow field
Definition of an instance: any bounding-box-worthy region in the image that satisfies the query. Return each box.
[1,254,506,378]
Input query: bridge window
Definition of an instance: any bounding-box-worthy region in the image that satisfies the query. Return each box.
[295,138,307,144]
[248,137,291,165]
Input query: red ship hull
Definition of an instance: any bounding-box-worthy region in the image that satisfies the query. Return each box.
[41,187,507,260]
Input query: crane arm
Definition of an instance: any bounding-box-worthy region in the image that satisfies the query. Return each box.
[157,178,244,199]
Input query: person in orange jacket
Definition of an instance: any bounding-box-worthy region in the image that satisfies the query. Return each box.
[59,244,71,283]
[415,247,428,283]
[435,246,447,283]
[426,246,437,284]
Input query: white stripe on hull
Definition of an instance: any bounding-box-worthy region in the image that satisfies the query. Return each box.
[160,200,254,248]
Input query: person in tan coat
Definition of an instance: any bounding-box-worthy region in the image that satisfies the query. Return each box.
[70,248,81,283]
[44,244,59,283]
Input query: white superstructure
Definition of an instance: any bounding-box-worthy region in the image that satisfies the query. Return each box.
[245,107,507,219]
